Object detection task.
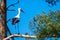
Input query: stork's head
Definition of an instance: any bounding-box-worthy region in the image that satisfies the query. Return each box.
[18,8,24,13]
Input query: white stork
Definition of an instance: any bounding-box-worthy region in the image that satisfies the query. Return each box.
[12,8,24,34]
[12,8,24,25]
[9,8,24,34]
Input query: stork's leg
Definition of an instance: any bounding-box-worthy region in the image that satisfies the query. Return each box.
[14,25,16,34]
[17,22,20,34]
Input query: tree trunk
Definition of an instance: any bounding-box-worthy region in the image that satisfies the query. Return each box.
[0,0,7,40]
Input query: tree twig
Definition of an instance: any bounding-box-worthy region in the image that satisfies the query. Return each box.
[6,0,19,11]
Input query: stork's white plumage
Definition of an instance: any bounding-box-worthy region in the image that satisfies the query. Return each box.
[15,8,21,18]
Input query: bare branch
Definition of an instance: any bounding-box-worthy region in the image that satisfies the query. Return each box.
[6,0,19,11]
[6,26,12,35]
[7,9,16,11]
[3,34,37,40]
[7,0,19,8]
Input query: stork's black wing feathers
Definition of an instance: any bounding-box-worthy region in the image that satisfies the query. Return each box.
[12,18,20,25]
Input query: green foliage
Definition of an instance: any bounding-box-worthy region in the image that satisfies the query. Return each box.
[45,0,59,6]
[29,10,60,39]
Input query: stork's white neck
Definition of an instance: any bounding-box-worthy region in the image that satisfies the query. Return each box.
[18,9,21,15]
[15,9,21,18]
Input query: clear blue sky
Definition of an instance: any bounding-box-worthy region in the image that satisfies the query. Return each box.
[6,0,60,40]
